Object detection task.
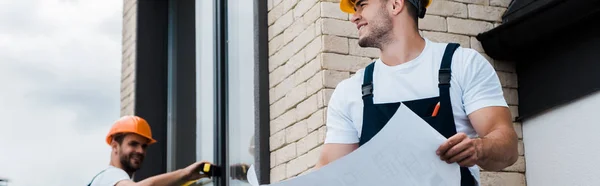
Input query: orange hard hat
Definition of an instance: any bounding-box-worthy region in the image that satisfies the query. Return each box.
[340,0,432,14]
[106,115,157,145]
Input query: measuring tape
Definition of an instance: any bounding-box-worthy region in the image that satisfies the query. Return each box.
[181,163,221,186]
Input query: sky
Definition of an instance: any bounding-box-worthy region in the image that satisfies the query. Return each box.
[0,0,123,185]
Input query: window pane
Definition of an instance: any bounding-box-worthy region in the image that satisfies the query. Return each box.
[227,0,256,185]
[196,0,215,185]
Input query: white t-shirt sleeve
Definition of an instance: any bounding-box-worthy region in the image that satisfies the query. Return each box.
[90,167,131,186]
[324,80,360,144]
[459,50,508,115]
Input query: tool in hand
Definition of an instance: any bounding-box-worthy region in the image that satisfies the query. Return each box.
[181,163,222,186]
[200,162,221,177]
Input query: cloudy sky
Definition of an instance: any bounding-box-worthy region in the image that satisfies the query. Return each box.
[0,0,122,185]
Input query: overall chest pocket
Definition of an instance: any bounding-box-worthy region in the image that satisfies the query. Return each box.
[402,96,440,127]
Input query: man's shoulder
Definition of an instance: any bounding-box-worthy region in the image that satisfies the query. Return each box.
[427,40,490,71]
[337,67,366,91]
[90,166,130,186]
[328,66,367,104]
[426,39,481,57]
[455,45,484,61]
[103,166,128,174]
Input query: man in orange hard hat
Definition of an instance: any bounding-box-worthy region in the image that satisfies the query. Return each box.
[88,115,212,186]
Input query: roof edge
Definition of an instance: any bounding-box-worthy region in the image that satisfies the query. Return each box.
[477,0,600,61]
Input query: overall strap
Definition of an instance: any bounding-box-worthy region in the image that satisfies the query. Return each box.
[439,43,476,186]
[439,43,459,87]
[437,43,460,138]
[361,62,376,105]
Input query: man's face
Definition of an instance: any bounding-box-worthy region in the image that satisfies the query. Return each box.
[351,0,393,48]
[116,134,148,173]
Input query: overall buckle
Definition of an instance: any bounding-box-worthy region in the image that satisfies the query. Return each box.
[438,68,451,86]
[362,84,373,97]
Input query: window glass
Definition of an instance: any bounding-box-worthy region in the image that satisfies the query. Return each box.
[195,0,215,185]
[227,0,256,185]
[195,0,258,185]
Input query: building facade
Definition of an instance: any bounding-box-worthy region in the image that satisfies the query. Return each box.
[478,0,600,185]
[266,0,525,184]
[119,0,600,185]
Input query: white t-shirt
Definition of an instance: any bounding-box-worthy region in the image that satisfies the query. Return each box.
[324,39,508,184]
[89,166,131,186]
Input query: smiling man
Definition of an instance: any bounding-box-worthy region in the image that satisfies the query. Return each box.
[88,116,211,186]
[315,0,519,185]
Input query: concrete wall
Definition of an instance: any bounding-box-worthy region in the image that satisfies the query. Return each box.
[267,0,526,185]
[523,91,600,186]
[120,0,137,117]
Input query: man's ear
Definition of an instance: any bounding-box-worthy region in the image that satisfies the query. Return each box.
[111,140,119,154]
[391,0,405,15]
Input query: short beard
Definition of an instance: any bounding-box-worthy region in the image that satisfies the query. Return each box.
[358,7,393,49]
[119,149,144,174]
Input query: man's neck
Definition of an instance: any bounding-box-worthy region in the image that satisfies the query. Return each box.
[110,158,134,178]
[379,30,425,66]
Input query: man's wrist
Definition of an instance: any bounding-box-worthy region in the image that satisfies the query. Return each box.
[473,137,487,164]
[175,169,188,181]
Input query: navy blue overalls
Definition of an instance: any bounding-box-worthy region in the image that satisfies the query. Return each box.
[358,43,476,186]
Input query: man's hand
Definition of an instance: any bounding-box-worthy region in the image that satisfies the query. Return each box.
[436,133,480,167]
[116,161,214,186]
[315,143,358,169]
[180,161,212,181]
[230,163,249,181]
[436,106,518,171]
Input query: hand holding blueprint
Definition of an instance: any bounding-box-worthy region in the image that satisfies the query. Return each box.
[248,104,461,186]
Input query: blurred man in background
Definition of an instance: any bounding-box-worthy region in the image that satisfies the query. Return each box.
[88,116,211,186]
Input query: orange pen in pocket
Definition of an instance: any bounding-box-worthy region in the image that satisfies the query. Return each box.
[432,102,440,117]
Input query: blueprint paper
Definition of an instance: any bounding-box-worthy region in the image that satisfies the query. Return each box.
[252,104,460,186]
[247,164,260,186]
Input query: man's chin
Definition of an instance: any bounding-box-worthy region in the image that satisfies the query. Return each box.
[357,37,366,46]
[129,165,141,172]
[357,38,371,48]
[130,161,143,170]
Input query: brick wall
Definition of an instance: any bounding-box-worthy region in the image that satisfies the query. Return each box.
[120,0,137,117]
[268,0,525,185]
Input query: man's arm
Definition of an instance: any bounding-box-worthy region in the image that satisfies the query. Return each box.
[437,50,518,171]
[437,106,518,171]
[115,162,210,186]
[314,143,358,169]
[115,170,184,186]
[314,80,360,169]
[469,106,518,170]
